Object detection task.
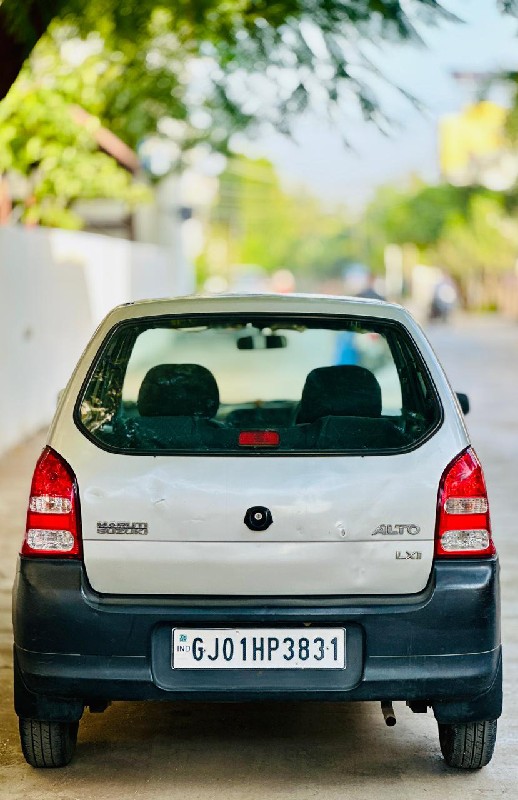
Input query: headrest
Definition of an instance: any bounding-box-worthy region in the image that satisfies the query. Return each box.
[297,365,382,423]
[138,364,219,418]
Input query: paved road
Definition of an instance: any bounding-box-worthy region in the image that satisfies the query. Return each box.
[0,315,517,798]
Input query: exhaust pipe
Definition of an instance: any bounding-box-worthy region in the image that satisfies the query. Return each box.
[381,701,396,726]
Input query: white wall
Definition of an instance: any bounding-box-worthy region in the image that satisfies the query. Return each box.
[0,226,185,456]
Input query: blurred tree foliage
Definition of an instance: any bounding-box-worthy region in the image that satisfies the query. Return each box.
[0,1,470,229]
[504,72,518,143]
[0,76,148,227]
[432,194,518,280]
[356,179,518,287]
[2,0,517,240]
[198,156,351,281]
[20,28,184,155]
[0,0,487,128]
[199,162,518,289]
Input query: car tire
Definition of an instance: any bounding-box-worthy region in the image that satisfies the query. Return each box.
[438,719,497,769]
[19,718,79,768]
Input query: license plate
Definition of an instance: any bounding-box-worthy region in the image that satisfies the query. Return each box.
[172,628,346,669]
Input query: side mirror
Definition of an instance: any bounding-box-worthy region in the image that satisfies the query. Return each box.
[456,392,470,415]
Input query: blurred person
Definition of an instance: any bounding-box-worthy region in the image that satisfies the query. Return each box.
[429,272,458,322]
[230,264,269,293]
[335,269,386,364]
[342,263,370,295]
[355,273,386,301]
[334,330,359,365]
[270,269,296,294]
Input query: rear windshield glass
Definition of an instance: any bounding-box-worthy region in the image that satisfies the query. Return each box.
[76,314,441,454]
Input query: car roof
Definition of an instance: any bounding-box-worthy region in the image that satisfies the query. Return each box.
[103,293,410,325]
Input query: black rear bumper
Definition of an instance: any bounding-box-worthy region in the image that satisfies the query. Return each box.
[12,557,502,724]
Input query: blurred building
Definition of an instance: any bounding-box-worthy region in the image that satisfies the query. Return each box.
[70,106,142,239]
[439,101,518,190]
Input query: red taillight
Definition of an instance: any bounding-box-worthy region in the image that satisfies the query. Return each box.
[238,431,280,447]
[22,447,81,558]
[435,447,495,558]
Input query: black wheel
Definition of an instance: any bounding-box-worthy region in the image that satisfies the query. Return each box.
[19,718,79,768]
[438,719,497,769]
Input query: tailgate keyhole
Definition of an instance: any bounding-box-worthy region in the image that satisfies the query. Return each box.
[244,506,273,531]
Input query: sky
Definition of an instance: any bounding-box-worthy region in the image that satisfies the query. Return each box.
[241,0,518,208]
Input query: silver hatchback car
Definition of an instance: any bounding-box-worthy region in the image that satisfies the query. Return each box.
[13,294,500,768]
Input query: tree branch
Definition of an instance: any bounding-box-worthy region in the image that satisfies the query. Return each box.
[0,0,67,99]
[0,23,29,100]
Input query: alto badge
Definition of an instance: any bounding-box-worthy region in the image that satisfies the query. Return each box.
[372,524,420,536]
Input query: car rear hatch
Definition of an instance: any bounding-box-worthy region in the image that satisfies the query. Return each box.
[75,435,463,596]
[68,309,461,596]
